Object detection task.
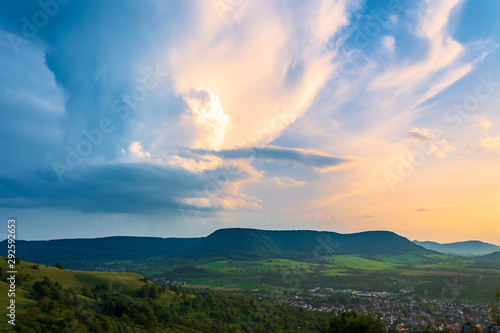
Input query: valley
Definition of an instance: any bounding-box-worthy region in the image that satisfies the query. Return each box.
[2,228,499,331]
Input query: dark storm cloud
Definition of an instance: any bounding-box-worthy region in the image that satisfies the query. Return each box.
[0,162,252,213]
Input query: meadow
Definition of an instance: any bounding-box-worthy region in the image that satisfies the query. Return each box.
[150,254,500,303]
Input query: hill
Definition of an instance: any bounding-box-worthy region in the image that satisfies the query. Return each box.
[413,240,500,256]
[469,251,500,269]
[1,228,430,267]
[0,256,149,330]
[2,236,201,265]
[184,228,428,260]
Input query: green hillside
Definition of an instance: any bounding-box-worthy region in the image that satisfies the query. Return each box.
[1,228,431,269]
[0,257,385,332]
[184,228,429,260]
[469,251,500,269]
[0,256,152,331]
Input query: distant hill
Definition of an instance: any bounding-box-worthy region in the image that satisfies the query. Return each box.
[468,251,500,269]
[3,236,201,265]
[2,228,429,266]
[413,240,500,257]
[477,251,500,266]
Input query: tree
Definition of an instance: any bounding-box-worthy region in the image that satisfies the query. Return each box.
[490,288,500,326]
[54,262,64,269]
[324,311,386,333]
[135,312,148,326]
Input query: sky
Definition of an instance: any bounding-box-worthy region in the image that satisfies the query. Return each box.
[0,0,499,243]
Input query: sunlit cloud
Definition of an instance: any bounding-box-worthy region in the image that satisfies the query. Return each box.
[164,0,356,148]
[128,141,151,160]
[474,115,492,130]
[479,136,500,148]
[272,176,306,188]
[403,128,434,142]
[182,86,232,150]
[1,0,500,242]
[428,140,456,158]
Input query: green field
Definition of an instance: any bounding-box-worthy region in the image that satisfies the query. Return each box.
[145,253,500,303]
[0,256,356,332]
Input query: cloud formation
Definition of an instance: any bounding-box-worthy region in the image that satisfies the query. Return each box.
[164,0,356,148]
[0,162,258,213]
[182,87,232,150]
[404,128,434,142]
[403,128,456,158]
[474,115,492,130]
[480,136,500,148]
[128,142,151,160]
[189,146,355,171]
[1,0,500,242]
[272,176,306,188]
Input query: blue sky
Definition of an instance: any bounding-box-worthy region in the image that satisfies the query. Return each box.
[1,0,499,243]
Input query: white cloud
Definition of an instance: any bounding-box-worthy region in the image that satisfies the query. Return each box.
[428,140,456,158]
[182,87,232,150]
[272,176,306,188]
[164,0,354,148]
[381,35,395,53]
[403,129,455,157]
[474,115,492,130]
[404,128,434,142]
[368,0,473,103]
[480,136,500,148]
[129,141,151,160]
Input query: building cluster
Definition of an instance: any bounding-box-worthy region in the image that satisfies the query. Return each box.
[151,277,186,286]
[277,288,490,332]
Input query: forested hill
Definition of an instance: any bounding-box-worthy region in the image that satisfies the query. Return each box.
[2,228,429,265]
[470,251,500,269]
[7,236,201,264]
[182,228,428,259]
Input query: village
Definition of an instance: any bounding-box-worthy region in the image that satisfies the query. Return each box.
[277,288,491,331]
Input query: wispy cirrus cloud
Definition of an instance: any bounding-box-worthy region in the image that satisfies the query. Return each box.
[162,0,358,149]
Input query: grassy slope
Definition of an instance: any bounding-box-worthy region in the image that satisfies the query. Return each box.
[0,256,148,329]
